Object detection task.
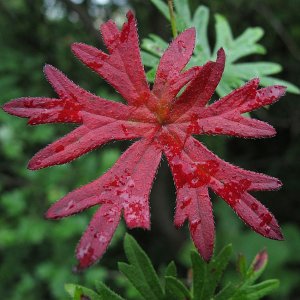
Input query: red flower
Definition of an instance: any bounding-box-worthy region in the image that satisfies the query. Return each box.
[3,11,285,270]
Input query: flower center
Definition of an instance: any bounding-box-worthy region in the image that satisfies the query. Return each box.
[155,100,171,125]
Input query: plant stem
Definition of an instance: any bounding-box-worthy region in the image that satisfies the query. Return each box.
[167,0,177,38]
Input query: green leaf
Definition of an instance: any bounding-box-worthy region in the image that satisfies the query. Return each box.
[245,279,279,300]
[149,0,170,20]
[173,0,191,31]
[260,76,300,94]
[214,14,234,54]
[65,283,101,300]
[191,244,232,300]
[192,6,211,61]
[118,234,164,300]
[214,283,236,300]
[146,68,157,82]
[95,282,125,300]
[191,250,206,300]
[216,80,234,97]
[141,51,160,68]
[237,254,247,279]
[205,244,233,298]
[142,34,168,57]
[148,2,300,96]
[165,261,177,277]
[165,276,191,300]
[233,27,264,49]
[230,62,282,79]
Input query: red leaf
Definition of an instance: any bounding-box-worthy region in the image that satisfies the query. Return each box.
[72,11,150,107]
[75,204,122,270]
[2,11,286,269]
[152,28,196,101]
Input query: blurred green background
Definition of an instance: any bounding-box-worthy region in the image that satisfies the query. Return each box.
[0,0,300,299]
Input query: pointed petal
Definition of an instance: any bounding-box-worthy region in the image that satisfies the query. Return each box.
[152,28,196,99]
[205,78,259,116]
[45,176,101,219]
[44,65,131,119]
[161,129,282,245]
[181,81,286,138]
[170,48,225,121]
[183,136,281,191]
[173,184,214,261]
[188,188,214,261]
[241,85,286,113]
[28,118,155,170]
[3,66,132,124]
[46,138,162,230]
[161,130,215,261]
[190,113,276,138]
[226,193,283,240]
[75,204,122,270]
[180,136,282,239]
[72,11,150,106]
[2,97,83,124]
[159,66,201,106]
[100,20,120,53]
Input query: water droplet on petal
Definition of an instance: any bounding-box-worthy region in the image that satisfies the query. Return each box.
[251,203,258,211]
[54,144,65,153]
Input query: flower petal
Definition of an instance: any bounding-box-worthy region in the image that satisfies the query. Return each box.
[225,193,283,240]
[75,204,122,270]
[170,48,225,121]
[28,117,155,170]
[152,28,196,100]
[46,138,161,229]
[72,11,150,106]
[2,65,131,125]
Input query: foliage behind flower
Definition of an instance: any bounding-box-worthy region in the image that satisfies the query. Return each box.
[3,10,285,271]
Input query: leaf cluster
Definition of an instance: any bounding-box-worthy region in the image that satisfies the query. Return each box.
[142,0,300,96]
[65,234,279,300]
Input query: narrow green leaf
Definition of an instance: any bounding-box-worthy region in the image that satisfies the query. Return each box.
[146,68,157,82]
[230,62,282,79]
[245,279,279,300]
[149,34,169,51]
[141,51,160,68]
[173,0,191,31]
[191,250,206,300]
[204,244,233,299]
[216,80,235,97]
[149,0,170,20]
[142,34,168,57]
[95,281,125,300]
[237,254,248,279]
[214,283,235,300]
[260,76,300,94]
[229,44,266,63]
[65,283,101,300]
[165,261,177,277]
[165,276,191,299]
[233,27,264,48]
[121,234,164,300]
[214,14,233,55]
[118,262,158,300]
[193,6,211,61]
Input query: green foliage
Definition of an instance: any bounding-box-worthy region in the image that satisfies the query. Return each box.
[144,0,300,96]
[214,201,300,299]
[65,235,279,300]
[0,2,124,299]
[1,1,300,299]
